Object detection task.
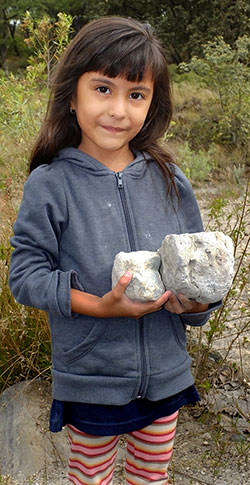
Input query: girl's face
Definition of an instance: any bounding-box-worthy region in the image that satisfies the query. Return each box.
[71,71,154,170]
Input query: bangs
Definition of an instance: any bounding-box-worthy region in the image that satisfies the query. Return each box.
[83,35,164,82]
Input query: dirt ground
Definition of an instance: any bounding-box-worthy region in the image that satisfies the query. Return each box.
[5,405,249,485]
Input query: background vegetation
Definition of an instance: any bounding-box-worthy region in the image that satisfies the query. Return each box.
[0,1,249,470]
[1,0,250,68]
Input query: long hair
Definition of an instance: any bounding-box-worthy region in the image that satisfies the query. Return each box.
[29,16,176,191]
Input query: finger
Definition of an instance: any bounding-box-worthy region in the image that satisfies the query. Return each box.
[140,291,172,315]
[155,290,173,305]
[176,293,194,311]
[165,303,183,314]
[164,294,185,314]
[112,271,133,299]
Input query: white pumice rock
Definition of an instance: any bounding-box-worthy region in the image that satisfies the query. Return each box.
[112,250,165,302]
[158,231,234,304]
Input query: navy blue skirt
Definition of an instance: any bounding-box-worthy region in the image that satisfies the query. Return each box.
[50,385,199,436]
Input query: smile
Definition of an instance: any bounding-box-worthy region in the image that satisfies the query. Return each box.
[101,125,126,133]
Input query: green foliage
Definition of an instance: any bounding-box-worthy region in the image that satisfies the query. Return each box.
[170,64,205,86]
[2,0,250,69]
[0,70,48,181]
[179,36,250,159]
[21,11,73,85]
[79,0,250,63]
[0,210,51,393]
[0,67,49,396]
[0,1,48,68]
[177,142,215,182]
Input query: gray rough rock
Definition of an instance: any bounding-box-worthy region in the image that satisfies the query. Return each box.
[159,231,234,304]
[112,250,165,302]
[0,380,125,484]
[0,380,69,482]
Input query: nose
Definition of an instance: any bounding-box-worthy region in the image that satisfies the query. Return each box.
[108,95,127,119]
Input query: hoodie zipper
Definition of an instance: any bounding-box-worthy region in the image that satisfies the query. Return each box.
[116,172,136,251]
[116,171,147,398]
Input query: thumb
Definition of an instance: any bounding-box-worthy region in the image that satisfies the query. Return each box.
[113,271,133,298]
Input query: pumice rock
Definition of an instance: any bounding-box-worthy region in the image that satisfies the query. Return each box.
[158,231,234,304]
[112,251,165,302]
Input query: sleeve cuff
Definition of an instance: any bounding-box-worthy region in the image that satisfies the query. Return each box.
[57,270,85,319]
[180,300,222,327]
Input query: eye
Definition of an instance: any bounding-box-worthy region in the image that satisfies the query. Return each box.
[97,86,111,94]
[130,92,144,100]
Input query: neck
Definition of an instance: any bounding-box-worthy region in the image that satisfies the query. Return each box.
[78,144,135,172]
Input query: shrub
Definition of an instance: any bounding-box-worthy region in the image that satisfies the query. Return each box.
[0,70,48,183]
[176,142,215,182]
[179,36,250,161]
[191,181,250,389]
[20,11,73,86]
[0,198,51,393]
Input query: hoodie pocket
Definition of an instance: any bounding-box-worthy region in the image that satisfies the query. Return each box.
[63,320,109,364]
[169,314,187,350]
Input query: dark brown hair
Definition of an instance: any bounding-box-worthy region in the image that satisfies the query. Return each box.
[29,16,176,191]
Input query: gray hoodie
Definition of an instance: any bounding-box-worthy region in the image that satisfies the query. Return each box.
[9,148,214,404]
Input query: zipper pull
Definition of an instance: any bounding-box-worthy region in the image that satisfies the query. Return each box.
[116,172,123,189]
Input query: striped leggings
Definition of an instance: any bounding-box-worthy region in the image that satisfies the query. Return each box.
[67,411,178,485]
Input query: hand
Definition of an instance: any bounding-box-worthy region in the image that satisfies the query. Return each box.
[98,272,172,319]
[164,292,209,314]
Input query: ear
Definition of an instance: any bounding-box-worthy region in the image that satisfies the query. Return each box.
[70,100,76,115]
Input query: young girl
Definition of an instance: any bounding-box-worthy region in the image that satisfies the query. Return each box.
[9,16,219,485]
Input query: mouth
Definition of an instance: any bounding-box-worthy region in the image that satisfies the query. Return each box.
[101,125,126,133]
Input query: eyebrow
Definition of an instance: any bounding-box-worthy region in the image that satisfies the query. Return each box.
[90,76,152,93]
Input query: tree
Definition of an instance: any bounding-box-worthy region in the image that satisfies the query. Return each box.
[1,0,250,68]
[0,0,44,67]
[71,0,250,63]
[149,0,250,63]
[0,0,81,68]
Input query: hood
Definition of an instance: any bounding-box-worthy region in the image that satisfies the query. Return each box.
[53,147,152,175]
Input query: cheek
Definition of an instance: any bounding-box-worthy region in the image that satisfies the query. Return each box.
[135,108,150,130]
[76,111,88,131]
[76,103,97,127]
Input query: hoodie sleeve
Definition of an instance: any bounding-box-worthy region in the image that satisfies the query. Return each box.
[180,301,222,327]
[9,165,81,318]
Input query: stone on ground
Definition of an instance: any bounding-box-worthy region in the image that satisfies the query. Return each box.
[0,380,68,481]
[0,380,125,484]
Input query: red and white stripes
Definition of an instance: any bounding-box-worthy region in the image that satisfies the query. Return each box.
[67,425,119,484]
[125,412,178,484]
[67,411,178,484]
